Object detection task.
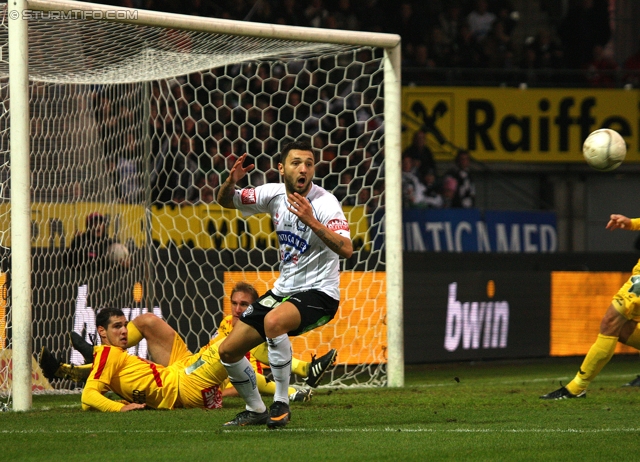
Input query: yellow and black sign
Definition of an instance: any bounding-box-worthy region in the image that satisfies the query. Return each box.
[0,203,370,250]
[403,87,640,163]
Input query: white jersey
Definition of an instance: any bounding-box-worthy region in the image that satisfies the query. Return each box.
[233,182,350,300]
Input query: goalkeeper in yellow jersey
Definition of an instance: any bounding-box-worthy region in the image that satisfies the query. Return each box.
[79,307,228,411]
[541,214,640,399]
[39,282,336,407]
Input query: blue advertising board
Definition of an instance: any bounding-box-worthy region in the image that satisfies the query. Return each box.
[403,209,557,253]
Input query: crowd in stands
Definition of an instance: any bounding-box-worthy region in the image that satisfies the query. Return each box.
[100,0,640,86]
[90,0,640,210]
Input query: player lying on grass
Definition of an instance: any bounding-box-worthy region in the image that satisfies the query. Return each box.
[40,283,336,406]
[541,214,640,399]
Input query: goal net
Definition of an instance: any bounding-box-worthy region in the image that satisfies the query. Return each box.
[0,1,402,403]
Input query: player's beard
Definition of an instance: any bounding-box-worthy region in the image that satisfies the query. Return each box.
[284,174,312,196]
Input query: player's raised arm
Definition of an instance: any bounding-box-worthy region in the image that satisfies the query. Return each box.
[216,153,254,209]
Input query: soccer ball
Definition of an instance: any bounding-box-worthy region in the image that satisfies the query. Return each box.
[582,128,626,171]
[107,242,130,265]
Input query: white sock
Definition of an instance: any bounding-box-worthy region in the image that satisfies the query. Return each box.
[221,357,266,413]
[267,334,292,404]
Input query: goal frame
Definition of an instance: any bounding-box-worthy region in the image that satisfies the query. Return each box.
[8,0,403,410]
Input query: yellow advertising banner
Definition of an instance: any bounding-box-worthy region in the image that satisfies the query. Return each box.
[550,271,636,356]
[403,87,640,163]
[223,271,387,365]
[0,203,369,251]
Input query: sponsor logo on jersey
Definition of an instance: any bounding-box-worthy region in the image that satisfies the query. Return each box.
[258,296,280,309]
[241,188,256,204]
[277,231,309,253]
[201,385,222,409]
[242,305,254,317]
[327,218,349,232]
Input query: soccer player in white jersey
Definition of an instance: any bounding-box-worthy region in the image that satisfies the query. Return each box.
[216,140,353,428]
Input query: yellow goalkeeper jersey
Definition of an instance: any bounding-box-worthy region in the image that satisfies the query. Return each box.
[82,345,180,412]
[82,339,228,412]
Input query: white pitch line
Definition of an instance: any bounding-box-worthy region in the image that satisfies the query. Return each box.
[2,427,640,435]
[409,372,638,388]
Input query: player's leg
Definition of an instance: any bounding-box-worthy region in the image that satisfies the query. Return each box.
[617,319,640,386]
[251,342,337,387]
[129,313,176,366]
[566,304,626,394]
[219,320,269,425]
[264,301,300,405]
[541,304,627,399]
[542,270,640,399]
[251,342,305,375]
[263,290,338,428]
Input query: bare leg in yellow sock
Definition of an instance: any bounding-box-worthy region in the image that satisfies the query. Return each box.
[126,322,143,348]
[565,304,629,395]
[566,334,617,395]
[252,343,310,378]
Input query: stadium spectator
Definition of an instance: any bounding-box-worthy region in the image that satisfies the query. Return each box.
[420,169,444,209]
[466,0,497,43]
[68,212,115,268]
[622,37,640,86]
[557,0,611,70]
[403,130,437,177]
[216,140,352,428]
[402,154,424,209]
[541,214,640,398]
[445,150,476,208]
[440,175,459,209]
[586,44,619,87]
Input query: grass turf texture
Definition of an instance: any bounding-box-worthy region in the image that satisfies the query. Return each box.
[3,356,640,461]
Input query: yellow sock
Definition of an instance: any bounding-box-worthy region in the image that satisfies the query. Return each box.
[250,343,309,378]
[255,373,295,396]
[566,334,618,395]
[623,325,640,350]
[291,357,309,378]
[126,321,143,348]
[251,343,269,364]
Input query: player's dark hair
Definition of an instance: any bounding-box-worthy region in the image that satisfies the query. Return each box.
[96,307,125,330]
[231,282,259,303]
[280,140,315,164]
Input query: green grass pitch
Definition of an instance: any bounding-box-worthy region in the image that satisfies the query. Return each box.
[3,355,640,461]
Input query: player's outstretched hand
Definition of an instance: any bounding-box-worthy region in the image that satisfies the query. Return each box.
[120,403,146,412]
[228,153,254,184]
[606,214,631,230]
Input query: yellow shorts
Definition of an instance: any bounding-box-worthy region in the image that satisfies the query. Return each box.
[177,339,228,409]
[168,332,192,366]
[612,259,640,320]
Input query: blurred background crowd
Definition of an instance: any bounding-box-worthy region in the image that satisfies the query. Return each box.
[82,0,640,212]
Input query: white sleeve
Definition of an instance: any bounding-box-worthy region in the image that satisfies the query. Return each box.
[232,184,279,217]
[319,195,351,238]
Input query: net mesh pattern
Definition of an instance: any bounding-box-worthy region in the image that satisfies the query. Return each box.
[0,3,387,399]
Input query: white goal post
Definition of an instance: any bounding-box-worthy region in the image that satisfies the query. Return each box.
[4,0,403,411]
